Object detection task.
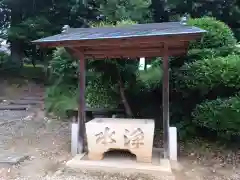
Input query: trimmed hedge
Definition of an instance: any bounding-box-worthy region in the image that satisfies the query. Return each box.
[187,46,240,62]
[188,17,237,49]
[192,95,240,139]
[176,55,240,95]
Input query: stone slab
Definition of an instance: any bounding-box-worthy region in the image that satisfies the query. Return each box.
[0,153,29,165]
[66,149,172,176]
[0,97,7,103]
[21,96,44,101]
[0,105,30,110]
[9,100,42,105]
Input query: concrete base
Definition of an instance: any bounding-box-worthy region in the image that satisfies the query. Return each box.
[71,123,79,156]
[66,148,172,175]
[169,127,177,161]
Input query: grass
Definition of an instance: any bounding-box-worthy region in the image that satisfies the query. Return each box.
[0,63,45,83]
[45,84,78,117]
[20,64,45,80]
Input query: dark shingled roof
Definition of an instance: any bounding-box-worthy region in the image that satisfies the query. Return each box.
[33,22,206,43]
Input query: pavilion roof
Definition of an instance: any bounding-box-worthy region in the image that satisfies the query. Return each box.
[32,22,206,59]
[33,22,205,44]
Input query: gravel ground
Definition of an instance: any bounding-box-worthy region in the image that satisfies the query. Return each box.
[8,169,175,180]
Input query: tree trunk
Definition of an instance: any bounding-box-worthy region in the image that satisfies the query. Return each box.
[9,3,23,70]
[10,41,23,69]
[116,68,133,117]
[144,60,147,71]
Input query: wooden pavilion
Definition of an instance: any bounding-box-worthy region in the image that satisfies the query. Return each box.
[33,22,205,159]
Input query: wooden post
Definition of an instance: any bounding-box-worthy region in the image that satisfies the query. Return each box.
[162,43,170,158]
[78,53,86,154]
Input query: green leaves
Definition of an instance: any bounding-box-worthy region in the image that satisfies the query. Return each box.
[0,51,10,70]
[86,76,119,109]
[8,16,52,42]
[192,95,240,139]
[176,55,240,95]
[98,0,151,23]
[49,48,78,84]
[45,84,78,117]
[188,17,237,49]
[138,66,162,90]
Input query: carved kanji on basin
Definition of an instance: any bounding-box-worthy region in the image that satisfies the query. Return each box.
[86,118,155,163]
[95,127,116,145]
[124,128,144,148]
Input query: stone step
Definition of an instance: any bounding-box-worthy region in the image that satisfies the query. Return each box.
[0,97,5,102]
[0,152,29,165]
[20,96,44,101]
[9,100,42,105]
[0,105,30,111]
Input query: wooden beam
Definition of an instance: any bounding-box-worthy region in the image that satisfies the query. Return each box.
[162,42,170,159]
[83,44,164,51]
[83,48,187,59]
[80,41,188,53]
[65,47,79,59]
[83,47,162,55]
[83,46,186,54]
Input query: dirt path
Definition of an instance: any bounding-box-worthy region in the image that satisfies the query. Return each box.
[0,81,71,179]
[0,81,239,180]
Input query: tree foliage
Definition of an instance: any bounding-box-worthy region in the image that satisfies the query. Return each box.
[152,0,240,40]
[49,48,78,84]
[171,17,240,140]
[98,0,152,23]
[0,0,239,66]
[188,17,237,49]
[176,55,240,96]
[192,94,240,139]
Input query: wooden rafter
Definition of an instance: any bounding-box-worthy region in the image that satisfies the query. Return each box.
[83,49,187,59]
[66,41,189,59]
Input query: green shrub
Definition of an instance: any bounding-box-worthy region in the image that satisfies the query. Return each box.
[171,17,239,140]
[86,75,120,109]
[49,48,78,84]
[0,52,11,70]
[45,75,121,116]
[176,55,240,95]
[0,51,9,62]
[150,57,162,68]
[192,95,240,139]
[45,84,78,116]
[187,46,239,61]
[138,65,162,90]
[188,17,237,49]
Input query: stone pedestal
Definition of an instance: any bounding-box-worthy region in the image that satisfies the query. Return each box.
[86,118,155,163]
